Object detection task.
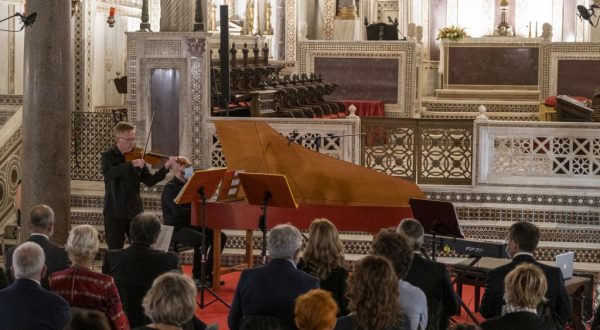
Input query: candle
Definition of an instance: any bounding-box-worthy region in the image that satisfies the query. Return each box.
[528,21,531,38]
[109,7,116,17]
[535,21,538,37]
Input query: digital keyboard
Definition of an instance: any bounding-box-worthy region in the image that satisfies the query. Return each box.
[424,234,509,259]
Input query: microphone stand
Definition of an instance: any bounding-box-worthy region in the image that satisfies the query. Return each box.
[259,191,272,264]
[196,186,230,309]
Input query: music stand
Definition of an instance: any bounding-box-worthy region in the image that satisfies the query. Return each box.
[175,167,229,309]
[409,198,480,326]
[237,173,298,264]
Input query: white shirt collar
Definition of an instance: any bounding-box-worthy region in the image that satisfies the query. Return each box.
[30,233,49,239]
[513,251,534,258]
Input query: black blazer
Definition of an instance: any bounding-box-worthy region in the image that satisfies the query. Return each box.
[4,234,70,289]
[479,254,571,323]
[404,254,459,329]
[0,278,70,330]
[228,258,320,330]
[102,243,180,328]
[101,146,168,220]
[481,311,551,330]
[297,258,349,316]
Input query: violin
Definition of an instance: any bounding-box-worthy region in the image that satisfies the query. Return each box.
[124,147,170,166]
[124,147,189,166]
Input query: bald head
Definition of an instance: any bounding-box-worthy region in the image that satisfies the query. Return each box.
[29,204,55,235]
[397,218,425,250]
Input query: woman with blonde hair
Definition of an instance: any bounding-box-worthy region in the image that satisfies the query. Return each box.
[49,225,129,330]
[134,272,197,330]
[298,218,349,315]
[481,263,552,330]
[335,255,409,330]
[295,289,338,330]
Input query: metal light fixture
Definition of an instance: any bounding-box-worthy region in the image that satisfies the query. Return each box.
[71,0,82,16]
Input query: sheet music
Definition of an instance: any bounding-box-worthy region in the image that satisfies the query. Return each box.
[153,225,174,252]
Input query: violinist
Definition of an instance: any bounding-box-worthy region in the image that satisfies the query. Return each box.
[101,122,177,250]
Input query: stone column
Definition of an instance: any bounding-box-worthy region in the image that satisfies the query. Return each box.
[22,0,72,244]
[274,0,285,60]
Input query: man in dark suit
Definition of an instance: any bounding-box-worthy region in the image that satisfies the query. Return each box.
[4,204,69,288]
[102,212,181,328]
[479,221,571,324]
[0,241,70,329]
[398,218,459,330]
[102,121,177,249]
[228,224,319,330]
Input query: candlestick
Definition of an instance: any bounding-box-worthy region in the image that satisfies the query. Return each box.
[500,0,509,6]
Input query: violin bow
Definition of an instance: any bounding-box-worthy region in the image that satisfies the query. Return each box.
[141,111,156,161]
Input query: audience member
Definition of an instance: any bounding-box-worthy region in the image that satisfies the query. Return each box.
[335,255,409,330]
[479,221,570,324]
[103,213,181,327]
[229,224,319,330]
[66,310,111,330]
[398,218,459,329]
[592,305,600,330]
[0,266,7,289]
[4,204,70,288]
[161,156,227,285]
[298,218,349,315]
[240,316,286,330]
[481,263,553,330]
[450,324,481,330]
[49,224,129,330]
[134,273,197,330]
[102,121,177,249]
[0,242,70,329]
[373,230,428,330]
[295,289,338,330]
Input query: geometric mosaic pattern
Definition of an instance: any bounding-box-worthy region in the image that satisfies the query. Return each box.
[71,110,128,181]
[493,135,600,177]
[362,118,472,185]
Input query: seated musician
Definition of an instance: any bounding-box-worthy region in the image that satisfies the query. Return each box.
[479,222,571,325]
[398,218,459,329]
[160,157,227,285]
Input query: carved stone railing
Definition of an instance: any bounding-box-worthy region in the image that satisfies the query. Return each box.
[0,108,22,231]
[476,119,600,187]
[361,117,473,185]
[206,117,362,167]
[71,110,127,181]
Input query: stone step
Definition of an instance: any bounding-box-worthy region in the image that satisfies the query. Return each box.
[434,89,540,101]
[420,111,539,121]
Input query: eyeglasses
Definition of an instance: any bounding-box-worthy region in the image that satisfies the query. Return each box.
[117,137,136,142]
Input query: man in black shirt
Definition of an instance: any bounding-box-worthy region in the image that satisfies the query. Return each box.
[161,157,227,283]
[101,122,176,249]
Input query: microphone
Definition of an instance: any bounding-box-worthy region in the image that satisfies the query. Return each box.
[578,5,592,20]
[16,12,36,27]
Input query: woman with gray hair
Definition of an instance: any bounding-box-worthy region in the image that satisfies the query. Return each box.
[133,272,197,330]
[49,225,129,330]
[229,224,319,330]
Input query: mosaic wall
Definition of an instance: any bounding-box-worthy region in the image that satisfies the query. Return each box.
[0,111,21,232]
[71,110,128,181]
[476,120,600,187]
[362,117,473,185]
[0,95,22,106]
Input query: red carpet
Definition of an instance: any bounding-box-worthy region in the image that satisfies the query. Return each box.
[184,266,486,329]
